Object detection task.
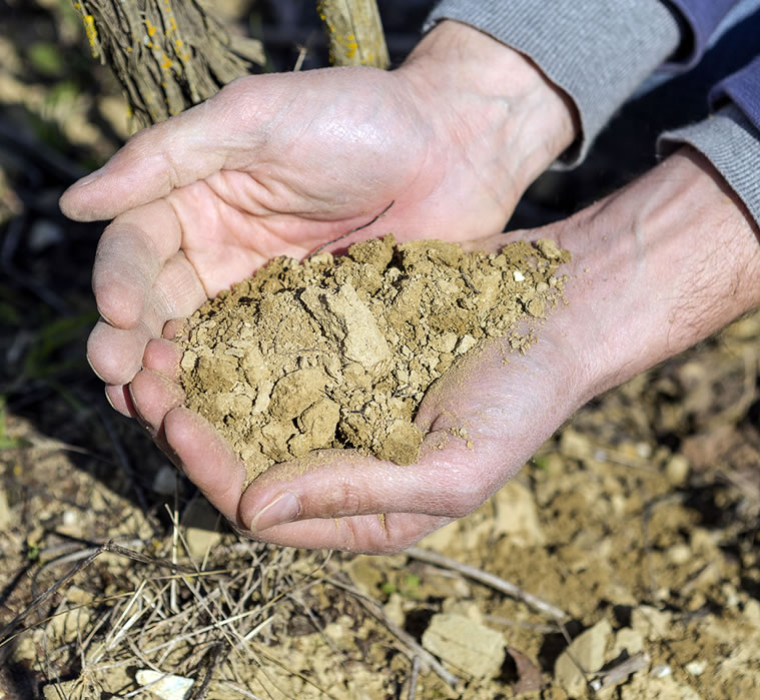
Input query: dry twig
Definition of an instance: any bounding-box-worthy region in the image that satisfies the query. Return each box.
[406,547,567,619]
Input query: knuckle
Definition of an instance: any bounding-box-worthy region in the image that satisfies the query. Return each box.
[331,479,371,516]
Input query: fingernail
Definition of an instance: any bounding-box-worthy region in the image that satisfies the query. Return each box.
[104,386,116,410]
[250,492,301,532]
[75,166,106,188]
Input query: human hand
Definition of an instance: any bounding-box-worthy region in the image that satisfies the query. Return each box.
[124,149,760,553]
[60,20,577,415]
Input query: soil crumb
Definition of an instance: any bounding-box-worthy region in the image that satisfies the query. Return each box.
[179,235,569,482]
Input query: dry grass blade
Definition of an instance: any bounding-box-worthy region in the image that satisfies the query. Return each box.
[0,544,105,645]
[590,652,650,690]
[407,656,421,700]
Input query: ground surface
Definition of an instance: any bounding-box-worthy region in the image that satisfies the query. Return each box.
[1,2,759,699]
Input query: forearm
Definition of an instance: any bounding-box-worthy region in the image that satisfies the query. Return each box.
[553,148,760,400]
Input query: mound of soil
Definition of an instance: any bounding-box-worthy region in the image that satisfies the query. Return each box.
[179,235,569,481]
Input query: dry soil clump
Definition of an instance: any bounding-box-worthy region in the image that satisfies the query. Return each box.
[179,235,569,482]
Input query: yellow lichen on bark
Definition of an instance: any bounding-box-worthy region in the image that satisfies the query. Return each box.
[82,15,100,58]
[317,0,389,69]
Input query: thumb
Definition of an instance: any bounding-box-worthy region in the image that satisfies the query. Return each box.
[59,79,258,222]
[237,429,504,535]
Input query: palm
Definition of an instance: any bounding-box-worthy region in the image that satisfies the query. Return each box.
[162,69,512,296]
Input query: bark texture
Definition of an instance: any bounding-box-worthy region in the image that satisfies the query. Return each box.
[72,0,264,130]
[318,0,390,68]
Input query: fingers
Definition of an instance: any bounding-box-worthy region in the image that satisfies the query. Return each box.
[142,338,182,381]
[237,430,502,535]
[92,200,182,329]
[88,319,154,386]
[163,407,248,521]
[129,369,186,434]
[247,512,454,554]
[87,251,206,386]
[105,384,138,418]
[59,95,233,222]
[158,404,460,552]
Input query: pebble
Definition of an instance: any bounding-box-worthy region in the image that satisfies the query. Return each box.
[29,220,63,252]
[136,670,194,700]
[685,660,707,676]
[650,664,672,678]
[631,606,672,641]
[0,488,11,530]
[153,464,179,495]
[665,455,690,486]
[181,496,222,559]
[555,619,612,695]
[422,613,504,679]
[611,627,644,657]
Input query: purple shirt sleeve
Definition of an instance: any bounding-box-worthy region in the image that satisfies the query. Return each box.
[710,56,760,132]
[667,0,740,67]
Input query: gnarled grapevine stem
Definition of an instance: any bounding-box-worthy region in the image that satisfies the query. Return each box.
[72,0,264,129]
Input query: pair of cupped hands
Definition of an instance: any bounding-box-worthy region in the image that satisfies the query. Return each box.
[61,22,760,553]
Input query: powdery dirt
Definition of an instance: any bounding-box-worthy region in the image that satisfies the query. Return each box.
[178,235,569,482]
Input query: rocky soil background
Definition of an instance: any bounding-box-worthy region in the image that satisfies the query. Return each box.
[1,2,759,699]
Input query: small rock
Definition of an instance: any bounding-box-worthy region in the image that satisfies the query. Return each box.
[29,220,63,252]
[153,465,179,495]
[744,599,760,627]
[513,270,525,282]
[635,442,652,459]
[0,488,11,530]
[665,455,690,486]
[180,350,198,372]
[181,496,222,559]
[555,619,612,696]
[136,670,194,700]
[612,627,644,658]
[454,334,477,356]
[631,606,672,641]
[666,544,692,565]
[536,239,563,260]
[422,613,504,679]
[559,428,592,459]
[721,583,739,608]
[492,480,545,545]
[650,664,671,678]
[442,600,483,623]
[383,593,405,628]
[684,660,707,676]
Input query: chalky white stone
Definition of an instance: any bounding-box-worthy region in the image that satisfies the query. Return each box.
[135,670,194,700]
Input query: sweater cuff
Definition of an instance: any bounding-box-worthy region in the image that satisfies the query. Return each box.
[423,0,681,167]
[659,105,760,229]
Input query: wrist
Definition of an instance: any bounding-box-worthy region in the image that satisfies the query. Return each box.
[551,148,760,401]
[398,20,578,217]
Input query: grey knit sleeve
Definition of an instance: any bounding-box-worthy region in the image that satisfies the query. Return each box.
[423,1,682,167]
[659,105,760,229]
